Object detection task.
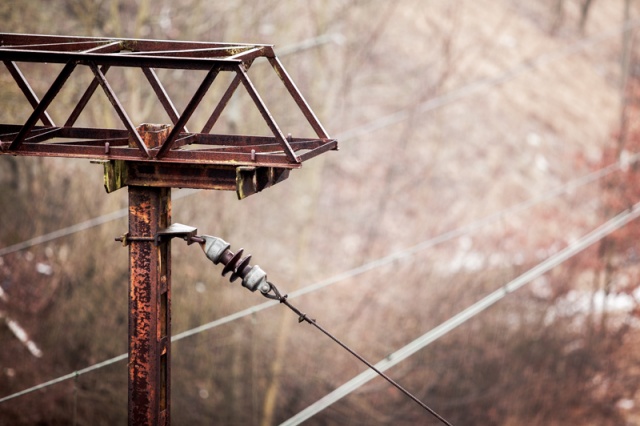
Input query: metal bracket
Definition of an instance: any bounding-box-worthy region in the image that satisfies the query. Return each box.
[156,223,198,244]
[115,223,198,246]
[99,159,290,199]
[236,166,290,199]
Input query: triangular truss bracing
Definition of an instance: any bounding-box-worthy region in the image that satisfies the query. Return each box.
[0,33,336,168]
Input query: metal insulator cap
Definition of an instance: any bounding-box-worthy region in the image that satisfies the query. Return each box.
[201,236,230,264]
[242,265,268,292]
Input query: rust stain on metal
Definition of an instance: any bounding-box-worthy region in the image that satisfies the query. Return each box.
[0,33,337,176]
[127,127,171,425]
[0,33,338,426]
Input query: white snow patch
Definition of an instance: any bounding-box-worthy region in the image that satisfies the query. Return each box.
[617,399,635,410]
[526,132,541,146]
[36,263,53,275]
[535,154,549,172]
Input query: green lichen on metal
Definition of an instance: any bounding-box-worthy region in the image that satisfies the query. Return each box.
[121,40,138,52]
[103,160,128,193]
[235,166,256,200]
[235,166,290,200]
[226,47,247,56]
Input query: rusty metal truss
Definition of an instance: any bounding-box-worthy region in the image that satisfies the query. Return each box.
[0,33,337,170]
[0,33,338,425]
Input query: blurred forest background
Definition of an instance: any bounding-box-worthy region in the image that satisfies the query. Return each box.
[1,0,640,425]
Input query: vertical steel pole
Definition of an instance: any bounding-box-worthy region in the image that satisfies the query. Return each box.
[128,125,172,425]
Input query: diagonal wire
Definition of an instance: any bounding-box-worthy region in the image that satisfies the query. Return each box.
[1,20,637,257]
[0,34,339,258]
[0,208,126,257]
[172,153,638,342]
[279,201,640,426]
[264,282,453,426]
[1,22,638,405]
[0,189,200,257]
[338,19,640,142]
[0,353,128,404]
[0,155,633,405]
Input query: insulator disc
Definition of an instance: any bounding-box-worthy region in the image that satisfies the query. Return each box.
[230,255,252,282]
[222,249,244,277]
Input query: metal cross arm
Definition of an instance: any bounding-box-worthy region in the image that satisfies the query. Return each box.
[0,32,339,426]
[0,33,337,169]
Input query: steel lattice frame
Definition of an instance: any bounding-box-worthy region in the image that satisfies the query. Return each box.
[0,33,337,169]
[0,33,338,425]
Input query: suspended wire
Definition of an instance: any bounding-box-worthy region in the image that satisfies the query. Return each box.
[2,20,639,409]
[0,154,634,405]
[0,188,200,257]
[0,208,126,257]
[279,201,640,426]
[173,153,638,340]
[0,353,127,404]
[72,373,79,426]
[1,20,637,257]
[276,33,344,57]
[259,281,453,425]
[338,19,640,142]
[0,33,342,258]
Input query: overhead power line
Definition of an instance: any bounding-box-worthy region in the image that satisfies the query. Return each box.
[194,234,452,425]
[1,20,637,257]
[279,201,640,426]
[0,353,128,404]
[0,188,200,257]
[339,19,640,142]
[173,153,638,339]
[1,156,635,405]
[0,208,127,257]
[1,21,639,411]
[0,32,341,257]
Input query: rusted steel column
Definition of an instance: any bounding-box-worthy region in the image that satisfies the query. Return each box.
[128,124,171,425]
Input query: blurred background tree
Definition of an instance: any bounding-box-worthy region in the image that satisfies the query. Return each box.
[1,0,640,425]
